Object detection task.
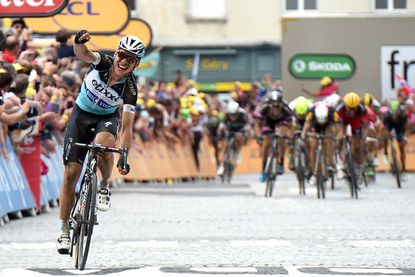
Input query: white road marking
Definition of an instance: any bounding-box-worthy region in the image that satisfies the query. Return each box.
[349,240,414,248]
[0,242,55,250]
[190,267,257,273]
[63,269,101,275]
[0,269,44,277]
[329,267,402,274]
[116,240,179,248]
[230,239,292,247]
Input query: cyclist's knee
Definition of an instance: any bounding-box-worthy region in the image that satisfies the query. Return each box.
[63,163,82,186]
[95,132,116,146]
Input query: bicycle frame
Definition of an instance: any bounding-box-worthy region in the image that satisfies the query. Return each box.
[66,141,127,270]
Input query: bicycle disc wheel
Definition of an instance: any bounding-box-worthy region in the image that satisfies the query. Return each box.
[76,173,97,270]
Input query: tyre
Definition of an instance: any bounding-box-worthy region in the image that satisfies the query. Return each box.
[264,156,275,197]
[75,173,97,270]
[295,147,306,195]
[391,145,401,188]
[345,145,358,199]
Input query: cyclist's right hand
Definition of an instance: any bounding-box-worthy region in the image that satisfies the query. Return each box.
[74,30,90,44]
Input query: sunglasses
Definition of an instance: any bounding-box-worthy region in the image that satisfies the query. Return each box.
[116,51,138,65]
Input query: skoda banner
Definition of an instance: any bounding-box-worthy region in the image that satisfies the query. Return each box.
[289,54,355,79]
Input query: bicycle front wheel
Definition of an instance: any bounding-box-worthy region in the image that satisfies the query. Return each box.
[345,150,358,199]
[391,144,401,188]
[264,156,275,197]
[75,173,97,270]
[294,146,306,195]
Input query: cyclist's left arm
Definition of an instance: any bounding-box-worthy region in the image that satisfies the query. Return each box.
[119,105,135,149]
[118,77,138,150]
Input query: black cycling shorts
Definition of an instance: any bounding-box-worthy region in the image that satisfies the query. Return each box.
[63,104,120,165]
[385,122,406,142]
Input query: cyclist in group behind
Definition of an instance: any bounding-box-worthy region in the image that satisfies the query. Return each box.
[254,90,293,181]
[382,100,408,174]
[335,92,369,181]
[363,93,383,171]
[288,96,313,169]
[301,101,339,185]
[57,30,145,254]
[216,101,250,176]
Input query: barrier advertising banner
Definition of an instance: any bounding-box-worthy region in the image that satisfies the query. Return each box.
[20,136,42,208]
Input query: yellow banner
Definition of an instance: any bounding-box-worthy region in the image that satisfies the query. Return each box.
[24,0,129,34]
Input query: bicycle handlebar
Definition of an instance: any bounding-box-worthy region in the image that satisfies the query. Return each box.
[65,140,130,173]
[305,132,337,141]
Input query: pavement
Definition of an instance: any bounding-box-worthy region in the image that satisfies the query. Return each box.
[0,172,414,276]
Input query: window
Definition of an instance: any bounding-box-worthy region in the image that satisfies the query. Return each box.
[187,0,226,20]
[284,0,317,12]
[304,0,317,10]
[125,0,137,16]
[375,0,406,10]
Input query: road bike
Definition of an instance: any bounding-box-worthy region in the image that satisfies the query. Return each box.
[386,131,402,188]
[293,131,307,195]
[264,129,289,197]
[65,139,128,270]
[219,131,240,184]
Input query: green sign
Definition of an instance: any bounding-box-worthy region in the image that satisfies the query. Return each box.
[289,54,355,79]
[134,51,160,78]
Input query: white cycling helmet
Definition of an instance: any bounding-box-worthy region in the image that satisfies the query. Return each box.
[118,35,145,59]
[324,94,340,108]
[270,90,282,103]
[315,104,329,124]
[228,101,240,114]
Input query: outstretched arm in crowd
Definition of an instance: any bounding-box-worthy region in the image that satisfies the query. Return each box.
[0,101,31,125]
[301,84,316,97]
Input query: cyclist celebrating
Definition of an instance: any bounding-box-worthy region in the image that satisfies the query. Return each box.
[383,100,408,174]
[216,101,249,176]
[57,30,145,254]
[254,90,292,181]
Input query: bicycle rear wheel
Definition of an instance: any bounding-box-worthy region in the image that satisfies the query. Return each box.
[225,161,234,184]
[391,144,401,188]
[74,173,97,270]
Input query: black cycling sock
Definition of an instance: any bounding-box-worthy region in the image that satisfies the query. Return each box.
[100,179,108,190]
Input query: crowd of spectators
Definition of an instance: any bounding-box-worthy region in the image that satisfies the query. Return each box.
[0,19,283,170]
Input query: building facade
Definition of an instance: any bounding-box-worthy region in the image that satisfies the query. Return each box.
[130,0,415,94]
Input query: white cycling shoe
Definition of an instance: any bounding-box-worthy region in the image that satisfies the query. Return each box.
[97,188,111,212]
[57,234,70,255]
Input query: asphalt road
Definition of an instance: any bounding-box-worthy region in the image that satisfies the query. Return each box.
[0,173,414,276]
